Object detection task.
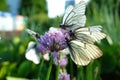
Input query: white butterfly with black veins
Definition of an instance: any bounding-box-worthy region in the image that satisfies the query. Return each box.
[60,0,106,66]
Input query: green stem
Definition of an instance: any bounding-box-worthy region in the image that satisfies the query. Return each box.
[86,63,93,80]
[38,59,44,79]
[56,62,60,80]
[46,59,53,80]
[70,58,73,78]
[77,66,84,80]
[39,59,44,71]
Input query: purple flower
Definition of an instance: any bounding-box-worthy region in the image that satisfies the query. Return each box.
[59,73,70,80]
[60,57,68,68]
[52,50,68,67]
[52,51,59,65]
[36,43,50,54]
[37,27,69,54]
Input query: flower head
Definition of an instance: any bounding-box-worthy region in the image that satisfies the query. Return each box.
[52,51,59,65]
[36,43,49,54]
[52,49,68,67]
[52,52,68,68]
[59,72,70,80]
[59,57,68,68]
[37,27,69,54]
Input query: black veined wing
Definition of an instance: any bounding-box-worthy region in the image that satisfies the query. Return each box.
[26,29,40,40]
[73,25,106,44]
[60,0,86,31]
[66,39,103,66]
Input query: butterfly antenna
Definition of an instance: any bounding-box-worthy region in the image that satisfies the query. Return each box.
[56,16,61,26]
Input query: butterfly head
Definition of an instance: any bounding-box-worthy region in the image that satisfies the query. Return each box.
[60,24,65,29]
[60,24,71,29]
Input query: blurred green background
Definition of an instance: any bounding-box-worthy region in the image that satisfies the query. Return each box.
[0,0,120,80]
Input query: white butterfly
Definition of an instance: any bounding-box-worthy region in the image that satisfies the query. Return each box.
[60,1,106,66]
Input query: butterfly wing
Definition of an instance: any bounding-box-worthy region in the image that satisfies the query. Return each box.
[67,40,91,66]
[68,39,102,66]
[64,15,86,31]
[62,5,73,24]
[74,25,106,43]
[74,33,94,44]
[25,41,40,64]
[26,29,40,40]
[62,0,86,30]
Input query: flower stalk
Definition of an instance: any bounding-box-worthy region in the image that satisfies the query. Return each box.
[46,58,53,80]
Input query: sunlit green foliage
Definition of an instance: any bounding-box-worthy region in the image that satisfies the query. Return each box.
[0,0,9,11]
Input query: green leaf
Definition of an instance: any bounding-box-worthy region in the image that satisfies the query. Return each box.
[17,61,32,77]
